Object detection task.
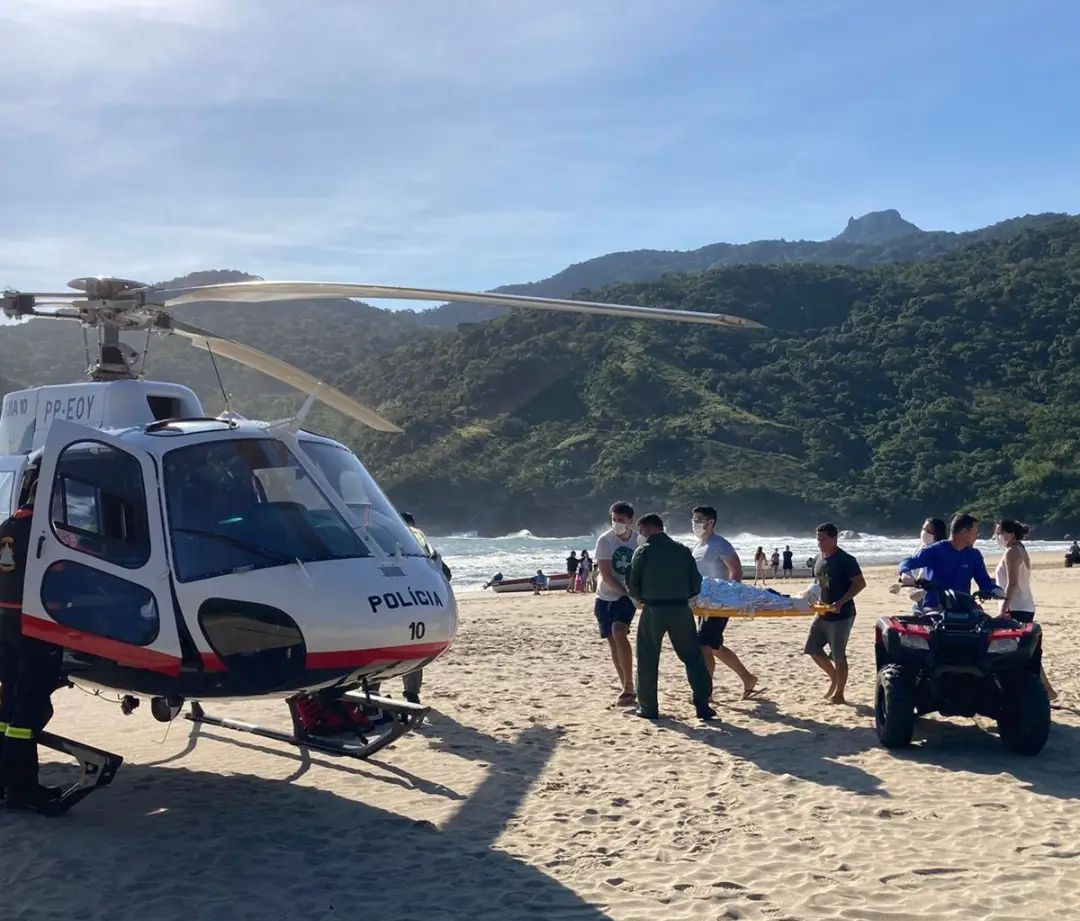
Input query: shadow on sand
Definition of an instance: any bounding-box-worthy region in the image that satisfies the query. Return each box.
[890,713,1080,800]
[17,716,604,921]
[662,698,888,796]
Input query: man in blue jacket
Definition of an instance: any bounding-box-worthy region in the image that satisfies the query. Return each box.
[897,514,1000,607]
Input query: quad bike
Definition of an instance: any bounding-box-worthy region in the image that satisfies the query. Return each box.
[874,581,1050,755]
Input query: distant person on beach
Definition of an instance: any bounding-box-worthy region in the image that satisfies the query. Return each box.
[594,501,641,707]
[782,546,793,579]
[565,550,579,593]
[754,547,767,585]
[805,523,866,705]
[627,514,715,721]
[806,556,815,571]
[994,519,1057,702]
[531,569,549,594]
[691,505,760,700]
[586,555,599,592]
[578,550,592,592]
[770,548,780,577]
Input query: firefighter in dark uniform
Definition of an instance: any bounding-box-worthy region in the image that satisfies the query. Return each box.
[0,467,63,812]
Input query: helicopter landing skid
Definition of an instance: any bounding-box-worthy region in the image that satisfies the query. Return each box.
[34,731,124,816]
[186,694,429,761]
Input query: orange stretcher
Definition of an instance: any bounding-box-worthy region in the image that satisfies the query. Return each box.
[691,602,829,619]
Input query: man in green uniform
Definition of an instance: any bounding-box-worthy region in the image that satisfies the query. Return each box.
[627,514,715,721]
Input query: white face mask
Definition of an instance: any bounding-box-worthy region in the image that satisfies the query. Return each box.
[997,533,1009,547]
[612,521,631,537]
[921,530,935,547]
[691,521,707,536]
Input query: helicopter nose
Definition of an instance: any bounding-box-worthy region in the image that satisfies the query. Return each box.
[301,559,457,677]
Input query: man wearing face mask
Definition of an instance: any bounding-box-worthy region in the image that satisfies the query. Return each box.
[691,506,760,700]
[897,514,1000,609]
[594,501,641,707]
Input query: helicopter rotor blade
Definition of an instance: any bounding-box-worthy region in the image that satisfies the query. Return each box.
[166,320,403,433]
[149,282,762,329]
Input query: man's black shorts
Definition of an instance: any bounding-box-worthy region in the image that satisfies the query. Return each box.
[697,615,729,649]
[594,596,635,639]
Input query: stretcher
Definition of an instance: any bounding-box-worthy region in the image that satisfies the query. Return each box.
[691,603,829,619]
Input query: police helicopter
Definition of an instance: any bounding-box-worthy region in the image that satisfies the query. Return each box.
[0,275,759,811]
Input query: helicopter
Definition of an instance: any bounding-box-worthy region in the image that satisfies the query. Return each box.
[0,275,759,811]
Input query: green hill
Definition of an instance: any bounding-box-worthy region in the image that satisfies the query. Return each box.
[351,219,1080,536]
[417,209,1072,326]
[3,218,1079,537]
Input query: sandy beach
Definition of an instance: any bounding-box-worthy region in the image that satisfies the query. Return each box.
[13,556,1080,920]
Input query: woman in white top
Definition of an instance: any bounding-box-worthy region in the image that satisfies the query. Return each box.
[754,547,767,585]
[994,519,1057,702]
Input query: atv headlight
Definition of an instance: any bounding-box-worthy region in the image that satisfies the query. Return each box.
[899,633,930,651]
[988,637,1020,654]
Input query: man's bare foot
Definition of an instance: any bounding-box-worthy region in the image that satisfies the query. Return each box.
[828,695,847,705]
[822,686,836,700]
[617,690,636,707]
[741,676,761,700]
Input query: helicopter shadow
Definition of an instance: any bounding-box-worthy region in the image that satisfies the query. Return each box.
[888,714,1080,800]
[10,751,609,921]
[661,697,888,797]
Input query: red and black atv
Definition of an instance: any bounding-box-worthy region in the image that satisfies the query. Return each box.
[874,581,1050,755]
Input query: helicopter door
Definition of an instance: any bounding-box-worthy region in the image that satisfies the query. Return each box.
[0,454,27,519]
[21,420,185,675]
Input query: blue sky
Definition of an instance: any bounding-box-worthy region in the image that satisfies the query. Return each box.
[2,0,1078,299]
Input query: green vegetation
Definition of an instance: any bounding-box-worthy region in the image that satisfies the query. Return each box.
[2,216,1079,536]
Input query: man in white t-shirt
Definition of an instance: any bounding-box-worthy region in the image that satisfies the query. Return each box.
[594,501,641,707]
[691,505,760,700]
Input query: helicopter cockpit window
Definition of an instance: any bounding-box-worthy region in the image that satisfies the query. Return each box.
[50,441,151,569]
[163,437,371,582]
[298,440,426,558]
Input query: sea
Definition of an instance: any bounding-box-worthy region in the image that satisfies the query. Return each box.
[436,528,1075,592]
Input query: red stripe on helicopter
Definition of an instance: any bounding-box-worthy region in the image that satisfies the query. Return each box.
[21,614,183,676]
[306,641,451,670]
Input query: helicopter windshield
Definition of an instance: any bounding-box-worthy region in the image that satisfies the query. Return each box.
[298,439,426,558]
[163,437,371,582]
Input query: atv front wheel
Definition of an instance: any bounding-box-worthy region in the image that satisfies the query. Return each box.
[875,664,915,748]
[997,671,1051,755]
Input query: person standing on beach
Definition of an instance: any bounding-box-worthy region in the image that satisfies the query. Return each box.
[565,550,579,593]
[994,519,1057,702]
[804,523,865,705]
[627,514,715,721]
[691,505,760,700]
[782,546,794,579]
[754,547,767,585]
[594,501,641,707]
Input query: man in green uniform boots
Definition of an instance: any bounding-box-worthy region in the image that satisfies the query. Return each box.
[627,514,716,721]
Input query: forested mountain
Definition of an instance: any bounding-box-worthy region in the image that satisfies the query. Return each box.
[350,218,1080,536]
[3,218,1079,537]
[418,209,1072,327]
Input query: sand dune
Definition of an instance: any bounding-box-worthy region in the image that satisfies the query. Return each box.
[15,559,1080,920]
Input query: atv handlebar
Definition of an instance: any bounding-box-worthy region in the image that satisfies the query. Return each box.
[901,577,1002,602]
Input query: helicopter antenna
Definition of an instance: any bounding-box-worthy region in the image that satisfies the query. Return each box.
[205,340,232,417]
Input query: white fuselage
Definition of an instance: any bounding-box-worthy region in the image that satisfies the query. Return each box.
[2,379,456,699]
